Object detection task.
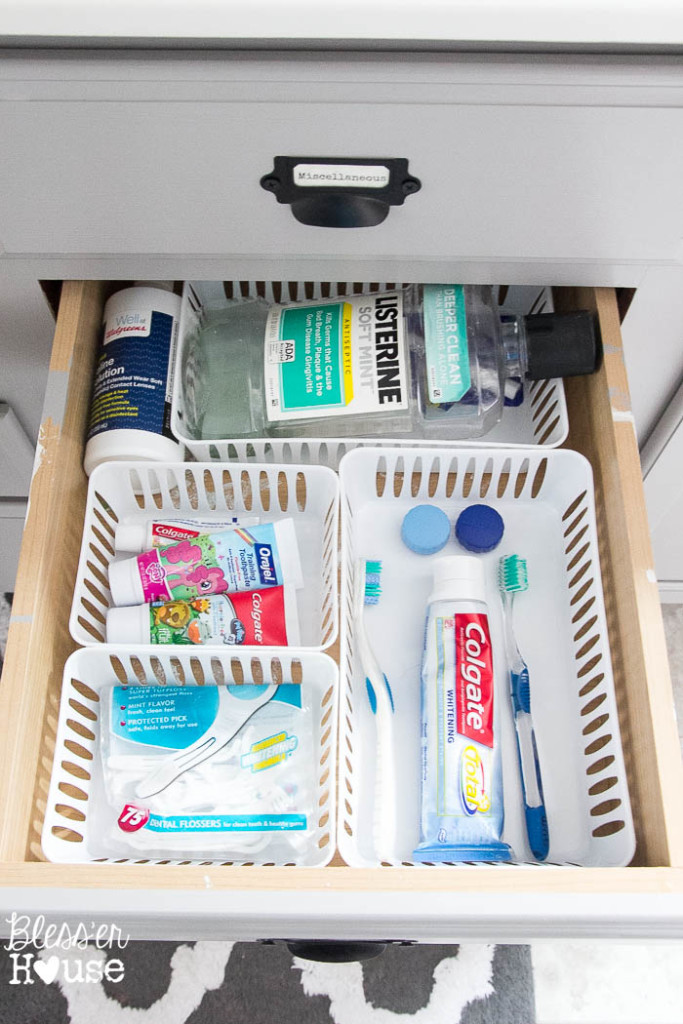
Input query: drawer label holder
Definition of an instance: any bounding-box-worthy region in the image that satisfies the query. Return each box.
[260,156,421,228]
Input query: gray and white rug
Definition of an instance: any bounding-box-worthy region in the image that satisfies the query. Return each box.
[0,940,535,1023]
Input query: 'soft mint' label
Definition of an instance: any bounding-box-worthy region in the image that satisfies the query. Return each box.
[423,285,471,404]
[263,292,408,422]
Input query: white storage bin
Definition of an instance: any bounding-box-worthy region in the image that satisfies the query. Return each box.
[69,461,339,650]
[171,282,569,468]
[42,646,338,868]
[338,446,635,869]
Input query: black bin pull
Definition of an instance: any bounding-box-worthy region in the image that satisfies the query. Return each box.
[285,940,388,962]
[261,157,421,228]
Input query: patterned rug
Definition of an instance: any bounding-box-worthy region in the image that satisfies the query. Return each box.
[0,940,535,1023]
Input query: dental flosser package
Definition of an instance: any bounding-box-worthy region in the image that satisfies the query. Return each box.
[91,682,315,862]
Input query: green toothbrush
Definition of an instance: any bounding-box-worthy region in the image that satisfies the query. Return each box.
[498,554,549,861]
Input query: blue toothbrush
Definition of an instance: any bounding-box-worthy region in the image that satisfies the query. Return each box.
[353,559,396,863]
[498,554,549,861]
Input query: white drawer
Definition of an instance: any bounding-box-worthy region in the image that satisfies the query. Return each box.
[1,54,683,285]
[0,281,682,941]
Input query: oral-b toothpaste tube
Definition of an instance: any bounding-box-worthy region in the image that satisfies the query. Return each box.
[413,556,511,863]
[108,519,303,607]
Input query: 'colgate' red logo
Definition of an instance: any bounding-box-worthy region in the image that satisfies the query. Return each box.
[455,613,494,748]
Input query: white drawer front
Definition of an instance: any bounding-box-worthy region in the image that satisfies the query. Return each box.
[1,55,683,277]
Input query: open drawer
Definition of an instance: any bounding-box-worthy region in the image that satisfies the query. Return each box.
[1,281,682,942]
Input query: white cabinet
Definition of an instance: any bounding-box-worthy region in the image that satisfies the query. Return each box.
[643,380,683,601]
[1,45,683,941]
[0,403,33,591]
[620,268,683,596]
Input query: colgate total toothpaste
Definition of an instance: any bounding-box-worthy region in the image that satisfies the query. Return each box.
[413,556,511,863]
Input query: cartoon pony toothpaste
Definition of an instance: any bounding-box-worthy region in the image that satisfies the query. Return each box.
[108,520,304,607]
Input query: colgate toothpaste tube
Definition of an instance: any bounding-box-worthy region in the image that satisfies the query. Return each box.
[413,556,511,863]
[114,516,261,553]
[106,585,300,647]
[108,519,303,607]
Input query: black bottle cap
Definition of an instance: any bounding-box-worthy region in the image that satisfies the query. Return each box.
[523,311,601,381]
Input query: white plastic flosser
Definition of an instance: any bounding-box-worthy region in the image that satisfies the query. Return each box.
[135,683,278,800]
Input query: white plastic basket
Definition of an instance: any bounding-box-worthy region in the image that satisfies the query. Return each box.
[338,447,635,868]
[69,461,339,650]
[171,282,568,468]
[42,646,338,867]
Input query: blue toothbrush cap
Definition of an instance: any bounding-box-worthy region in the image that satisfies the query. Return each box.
[401,505,451,556]
[455,504,505,553]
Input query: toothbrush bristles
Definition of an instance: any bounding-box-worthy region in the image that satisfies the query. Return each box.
[498,554,529,592]
[364,560,383,605]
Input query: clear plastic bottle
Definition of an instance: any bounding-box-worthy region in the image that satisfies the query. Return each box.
[182,285,598,442]
[183,300,269,441]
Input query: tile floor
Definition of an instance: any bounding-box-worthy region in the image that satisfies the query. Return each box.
[530,604,683,1024]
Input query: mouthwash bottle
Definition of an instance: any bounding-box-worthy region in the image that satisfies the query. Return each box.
[182,285,598,441]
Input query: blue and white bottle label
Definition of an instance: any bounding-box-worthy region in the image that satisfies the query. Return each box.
[423,285,471,404]
[88,304,178,441]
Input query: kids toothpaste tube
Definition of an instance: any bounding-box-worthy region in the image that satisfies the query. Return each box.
[413,556,511,863]
[108,519,303,607]
[106,585,300,647]
[114,516,261,553]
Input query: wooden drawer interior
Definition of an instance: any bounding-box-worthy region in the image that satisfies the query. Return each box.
[0,281,682,901]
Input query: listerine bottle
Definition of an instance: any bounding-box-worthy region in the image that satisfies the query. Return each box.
[182,285,598,441]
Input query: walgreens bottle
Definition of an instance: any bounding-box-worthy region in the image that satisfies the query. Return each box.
[84,284,182,475]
